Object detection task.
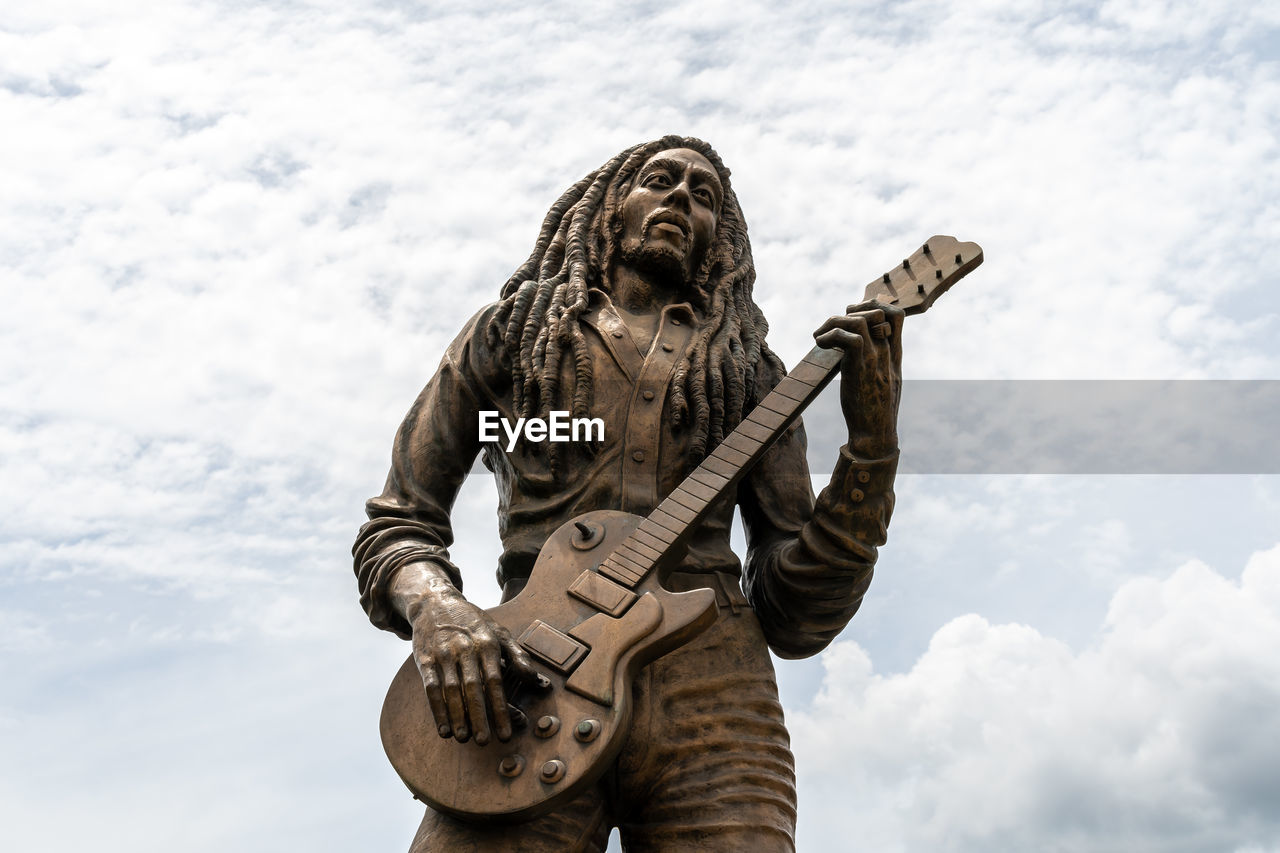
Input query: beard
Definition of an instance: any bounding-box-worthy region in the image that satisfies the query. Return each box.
[618,234,693,289]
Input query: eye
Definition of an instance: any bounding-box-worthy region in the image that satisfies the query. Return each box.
[643,172,672,189]
[693,187,716,206]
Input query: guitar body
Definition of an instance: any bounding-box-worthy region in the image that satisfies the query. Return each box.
[380,510,719,823]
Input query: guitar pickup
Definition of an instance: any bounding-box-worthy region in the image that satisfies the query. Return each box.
[568,570,637,617]
[517,620,589,674]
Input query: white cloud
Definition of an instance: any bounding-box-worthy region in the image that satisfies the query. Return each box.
[3,0,1280,850]
[792,543,1280,852]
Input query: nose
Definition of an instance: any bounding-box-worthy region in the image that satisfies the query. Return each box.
[662,179,691,213]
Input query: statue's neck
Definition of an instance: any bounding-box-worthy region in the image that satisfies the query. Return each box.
[610,264,682,315]
[609,265,682,354]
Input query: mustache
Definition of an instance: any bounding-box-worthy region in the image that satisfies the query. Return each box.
[641,209,691,244]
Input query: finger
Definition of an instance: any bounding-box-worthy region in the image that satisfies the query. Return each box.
[415,653,452,739]
[817,312,872,350]
[816,311,884,338]
[831,311,893,345]
[500,634,544,685]
[846,298,891,315]
[480,645,513,742]
[881,303,906,363]
[439,651,470,742]
[459,652,491,746]
[814,327,866,353]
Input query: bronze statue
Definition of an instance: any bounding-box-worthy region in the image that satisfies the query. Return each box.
[353,136,974,851]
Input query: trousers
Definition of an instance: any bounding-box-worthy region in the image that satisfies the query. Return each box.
[409,576,797,852]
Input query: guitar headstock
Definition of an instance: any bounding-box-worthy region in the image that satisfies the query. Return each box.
[861,235,983,315]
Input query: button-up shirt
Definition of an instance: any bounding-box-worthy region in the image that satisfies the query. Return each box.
[353,290,898,658]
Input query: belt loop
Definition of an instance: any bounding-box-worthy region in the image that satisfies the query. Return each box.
[717,571,743,616]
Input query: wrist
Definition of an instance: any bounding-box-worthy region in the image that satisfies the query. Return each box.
[847,431,898,460]
[390,561,463,624]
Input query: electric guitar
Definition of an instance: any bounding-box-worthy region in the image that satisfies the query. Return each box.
[380,235,984,822]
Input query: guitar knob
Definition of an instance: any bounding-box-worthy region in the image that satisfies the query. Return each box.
[498,754,525,778]
[571,521,604,550]
[534,715,560,738]
[574,719,601,743]
[539,759,566,784]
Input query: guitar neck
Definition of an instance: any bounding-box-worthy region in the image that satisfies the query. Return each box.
[597,346,841,589]
[597,235,983,591]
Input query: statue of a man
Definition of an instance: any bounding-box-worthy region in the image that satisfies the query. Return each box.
[354,136,903,851]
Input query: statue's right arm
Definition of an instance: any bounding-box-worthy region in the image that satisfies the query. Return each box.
[352,304,539,746]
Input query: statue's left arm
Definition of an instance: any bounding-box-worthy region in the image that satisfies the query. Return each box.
[739,301,903,658]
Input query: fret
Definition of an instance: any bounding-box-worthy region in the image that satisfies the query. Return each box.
[631,529,668,555]
[651,506,690,531]
[611,550,649,574]
[625,537,663,562]
[758,392,795,416]
[699,455,737,480]
[616,535,660,560]
[711,443,751,466]
[645,510,682,537]
[604,561,642,584]
[746,406,787,431]
[611,543,649,565]
[736,419,773,444]
[681,479,719,503]
[723,432,761,455]
[690,468,730,490]
[637,519,676,544]
[655,501,695,524]
[771,378,808,402]
[600,560,641,586]
[667,488,705,514]
[627,537,665,563]
[788,361,828,385]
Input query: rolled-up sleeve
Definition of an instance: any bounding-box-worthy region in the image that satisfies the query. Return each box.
[739,407,898,659]
[352,307,500,638]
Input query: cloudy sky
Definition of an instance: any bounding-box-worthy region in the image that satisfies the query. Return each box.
[3,1,1279,851]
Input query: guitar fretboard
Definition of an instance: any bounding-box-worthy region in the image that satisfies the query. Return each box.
[597,345,843,589]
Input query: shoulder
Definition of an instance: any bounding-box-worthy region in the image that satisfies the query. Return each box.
[430,301,512,399]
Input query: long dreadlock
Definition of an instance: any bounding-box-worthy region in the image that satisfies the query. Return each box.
[487,135,784,469]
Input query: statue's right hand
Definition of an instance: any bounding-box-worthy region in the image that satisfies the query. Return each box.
[407,588,542,746]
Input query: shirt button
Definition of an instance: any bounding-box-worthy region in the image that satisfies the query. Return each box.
[850,488,865,502]
[661,343,674,352]
[642,390,655,401]
[856,470,871,484]
[632,450,646,463]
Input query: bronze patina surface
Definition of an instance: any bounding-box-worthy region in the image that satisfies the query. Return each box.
[354,137,908,851]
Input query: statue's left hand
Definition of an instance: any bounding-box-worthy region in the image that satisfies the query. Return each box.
[814,300,904,458]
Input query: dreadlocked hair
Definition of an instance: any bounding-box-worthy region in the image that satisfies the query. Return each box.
[487,135,785,472]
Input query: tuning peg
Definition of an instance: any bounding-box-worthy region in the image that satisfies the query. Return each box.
[917,283,925,294]
[935,269,942,279]
[882,273,890,284]
[955,253,962,263]
[902,259,910,270]
[923,243,931,254]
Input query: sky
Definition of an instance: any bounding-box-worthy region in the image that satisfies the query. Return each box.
[2,0,1279,851]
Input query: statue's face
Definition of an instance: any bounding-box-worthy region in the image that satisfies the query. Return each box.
[618,148,723,288]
